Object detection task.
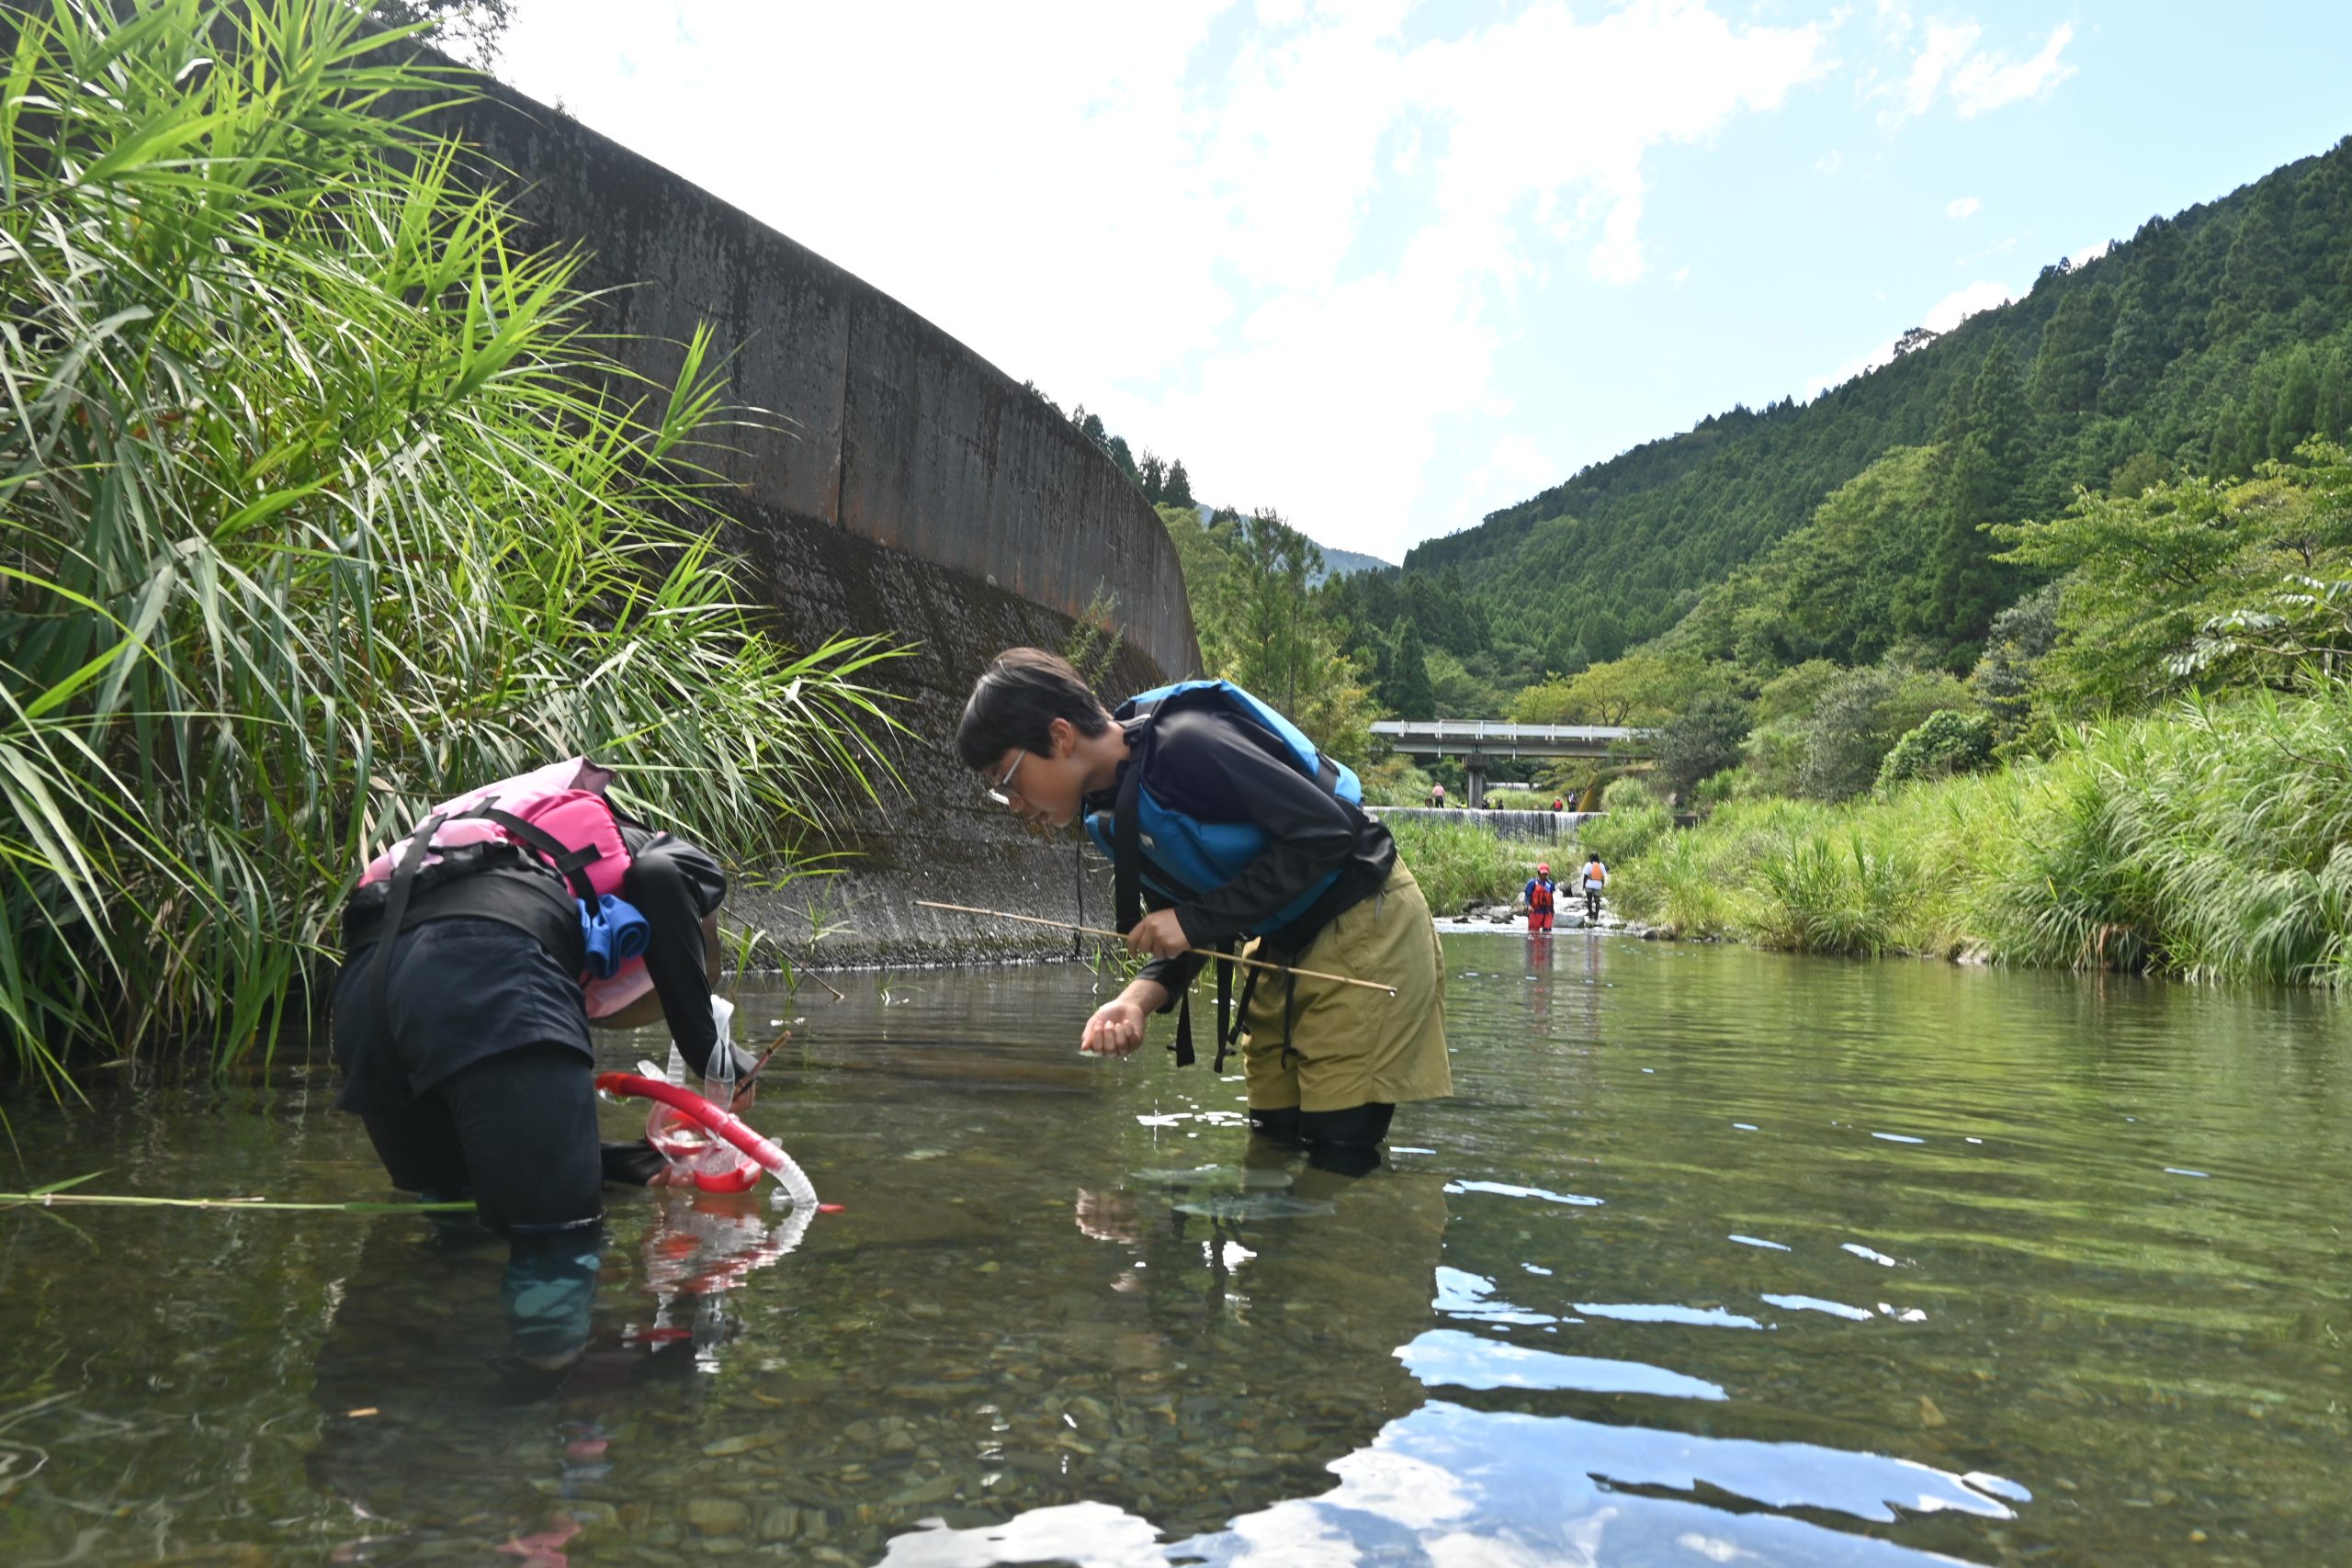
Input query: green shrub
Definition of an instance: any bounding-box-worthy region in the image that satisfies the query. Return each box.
[1598,677,2352,987]
[1384,815,1558,913]
[1877,709,1996,789]
[0,1,902,1083]
[1581,778,1672,865]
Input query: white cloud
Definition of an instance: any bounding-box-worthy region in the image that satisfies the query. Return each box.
[499,0,1828,559]
[1875,17,1979,129]
[1920,279,2013,332]
[1945,195,1981,220]
[1956,234,2018,265]
[1805,279,2011,397]
[1870,15,2075,130]
[1815,149,1844,175]
[1951,24,2076,116]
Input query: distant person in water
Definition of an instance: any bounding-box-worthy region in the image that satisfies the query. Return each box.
[1578,852,1609,921]
[957,649,1451,1168]
[1523,863,1556,932]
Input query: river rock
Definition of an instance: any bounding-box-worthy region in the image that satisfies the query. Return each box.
[688,1497,752,1534]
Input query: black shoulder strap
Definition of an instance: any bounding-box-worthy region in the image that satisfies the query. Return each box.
[365,811,447,1059]
[468,806,605,903]
[1112,761,1144,935]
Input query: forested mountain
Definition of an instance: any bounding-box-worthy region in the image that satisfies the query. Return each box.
[1311,545,1395,583]
[1404,135,2352,685]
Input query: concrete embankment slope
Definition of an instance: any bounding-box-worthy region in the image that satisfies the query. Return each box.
[433,73,1198,965]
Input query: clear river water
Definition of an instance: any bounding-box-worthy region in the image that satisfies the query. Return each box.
[1,931,2346,1567]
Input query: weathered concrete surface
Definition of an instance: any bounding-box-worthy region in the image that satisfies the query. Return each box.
[412,69,1201,967]
[432,78,1198,685]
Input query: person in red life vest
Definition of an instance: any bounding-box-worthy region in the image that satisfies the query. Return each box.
[1550,796,1565,813]
[331,761,760,1371]
[1523,863,1556,931]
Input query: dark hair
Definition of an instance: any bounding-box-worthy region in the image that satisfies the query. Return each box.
[955,647,1113,771]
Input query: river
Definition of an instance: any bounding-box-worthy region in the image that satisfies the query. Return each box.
[0,932,2344,1566]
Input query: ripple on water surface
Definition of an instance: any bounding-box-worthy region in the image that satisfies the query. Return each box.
[0,932,2346,1566]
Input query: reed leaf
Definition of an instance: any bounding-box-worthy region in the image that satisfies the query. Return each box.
[0,0,904,1082]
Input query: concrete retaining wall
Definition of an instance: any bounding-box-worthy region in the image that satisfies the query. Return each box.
[420,69,1199,965]
[435,78,1199,687]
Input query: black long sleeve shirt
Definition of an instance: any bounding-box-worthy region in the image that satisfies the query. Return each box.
[617,827,730,1074]
[1083,705,1395,1002]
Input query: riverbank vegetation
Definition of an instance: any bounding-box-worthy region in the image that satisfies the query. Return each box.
[1,1,899,1086]
[1609,678,2352,986]
[1379,816,1565,917]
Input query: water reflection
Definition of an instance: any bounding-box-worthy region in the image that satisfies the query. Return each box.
[884,1400,2024,1567]
[3,935,2348,1564]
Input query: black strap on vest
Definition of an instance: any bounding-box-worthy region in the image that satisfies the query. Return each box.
[1112,763,1145,934]
[1108,701,1345,1073]
[365,810,447,1059]
[1114,762,1241,1070]
[469,807,605,902]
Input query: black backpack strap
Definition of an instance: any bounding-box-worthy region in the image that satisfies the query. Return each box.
[468,806,605,903]
[1170,988,1195,1068]
[1112,762,1144,935]
[365,811,447,1059]
[1213,947,1235,1073]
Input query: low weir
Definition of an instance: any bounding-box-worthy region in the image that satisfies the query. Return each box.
[1369,807,1593,843]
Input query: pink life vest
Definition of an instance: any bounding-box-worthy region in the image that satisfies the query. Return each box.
[359,758,655,1019]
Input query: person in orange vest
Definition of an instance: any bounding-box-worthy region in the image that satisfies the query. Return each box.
[1522,863,1556,932]
[1577,853,1609,920]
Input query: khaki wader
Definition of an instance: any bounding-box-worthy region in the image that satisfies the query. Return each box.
[1237,860,1451,1113]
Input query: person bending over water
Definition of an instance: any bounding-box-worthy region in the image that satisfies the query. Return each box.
[332,759,760,1371]
[957,649,1451,1166]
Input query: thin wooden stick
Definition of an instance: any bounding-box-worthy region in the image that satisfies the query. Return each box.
[916,900,1397,997]
[0,1192,472,1213]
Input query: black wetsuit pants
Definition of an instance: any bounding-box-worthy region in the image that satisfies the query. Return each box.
[358,1043,605,1236]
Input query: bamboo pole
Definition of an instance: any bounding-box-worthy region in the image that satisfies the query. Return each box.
[915,900,1396,997]
[0,1192,472,1213]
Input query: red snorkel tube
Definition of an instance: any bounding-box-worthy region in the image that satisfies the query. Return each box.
[594,1072,826,1209]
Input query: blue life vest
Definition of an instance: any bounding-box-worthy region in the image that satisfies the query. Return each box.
[1083,679,1363,935]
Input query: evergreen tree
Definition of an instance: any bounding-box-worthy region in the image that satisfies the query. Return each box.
[2318,345,2350,442]
[2099,217,2182,413]
[1916,339,2031,651]
[2269,346,2322,459]
[2031,282,2116,419]
[1162,458,1195,508]
[2208,181,2295,343]
[1387,618,1436,716]
[1138,451,1166,503]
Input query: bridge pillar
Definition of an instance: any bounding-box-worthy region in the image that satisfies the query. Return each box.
[1464,752,1488,808]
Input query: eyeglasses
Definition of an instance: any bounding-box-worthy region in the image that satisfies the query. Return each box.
[986,750,1027,807]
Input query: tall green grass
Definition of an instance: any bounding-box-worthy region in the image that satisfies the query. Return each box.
[1609,681,2352,986]
[1,0,900,1086]
[1382,815,1566,915]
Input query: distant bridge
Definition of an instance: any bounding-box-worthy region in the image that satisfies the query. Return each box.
[1371,719,1653,807]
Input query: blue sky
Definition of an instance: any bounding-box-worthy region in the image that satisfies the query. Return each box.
[499,2,2352,564]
